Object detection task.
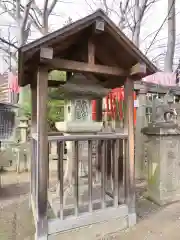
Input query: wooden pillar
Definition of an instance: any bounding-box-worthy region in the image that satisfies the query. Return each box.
[124,78,136,226]
[96,99,102,121]
[87,37,103,123]
[36,66,48,239]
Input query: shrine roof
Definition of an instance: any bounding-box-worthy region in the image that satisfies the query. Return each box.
[18,9,158,87]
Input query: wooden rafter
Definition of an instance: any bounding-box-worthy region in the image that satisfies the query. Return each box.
[41,58,128,76]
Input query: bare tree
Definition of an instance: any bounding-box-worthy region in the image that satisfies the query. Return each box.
[164,0,176,72]
[0,0,58,49]
[0,0,58,104]
[85,0,158,47]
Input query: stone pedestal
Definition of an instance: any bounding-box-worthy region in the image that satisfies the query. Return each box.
[142,123,180,205]
[135,93,147,179]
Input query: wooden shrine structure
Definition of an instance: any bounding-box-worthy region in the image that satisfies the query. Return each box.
[18,9,157,240]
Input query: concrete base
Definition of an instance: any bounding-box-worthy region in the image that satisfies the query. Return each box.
[49,216,128,240]
[128,212,137,227]
[47,181,133,240]
[48,204,129,240]
[147,188,180,206]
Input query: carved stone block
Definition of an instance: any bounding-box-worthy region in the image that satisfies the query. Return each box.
[143,128,180,205]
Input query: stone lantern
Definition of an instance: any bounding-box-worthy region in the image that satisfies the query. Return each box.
[49,73,111,209]
[54,74,110,176]
[142,93,180,205]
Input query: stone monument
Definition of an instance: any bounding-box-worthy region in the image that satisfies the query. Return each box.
[142,92,180,205]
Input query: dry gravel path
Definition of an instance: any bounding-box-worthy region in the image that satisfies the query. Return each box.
[1,169,180,240]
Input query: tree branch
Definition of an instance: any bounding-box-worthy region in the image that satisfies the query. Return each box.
[118,0,132,30]
[0,0,43,35]
[32,1,43,17]
[43,0,49,34]
[16,0,21,23]
[48,0,58,16]
[139,0,149,22]
[0,44,18,62]
[102,0,109,15]
[0,37,18,49]
[21,0,34,31]
[0,1,17,20]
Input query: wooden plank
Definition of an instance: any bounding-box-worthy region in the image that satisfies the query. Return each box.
[130,63,146,76]
[48,204,128,235]
[88,38,95,64]
[124,78,135,214]
[41,58,128,77]
[48,80,66,87]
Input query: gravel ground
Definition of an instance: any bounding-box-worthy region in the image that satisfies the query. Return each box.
[0,166,180,240]
[0,171,34,240]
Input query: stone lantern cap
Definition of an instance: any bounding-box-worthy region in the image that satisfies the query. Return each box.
[49,73,111,100]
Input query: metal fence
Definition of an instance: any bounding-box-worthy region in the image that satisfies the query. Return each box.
[0,103,18,141]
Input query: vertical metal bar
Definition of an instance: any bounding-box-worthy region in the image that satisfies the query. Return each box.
[74,141,79,216]
[101,140,106,209]
[88,140,93,212]
[57,141,64,220]
[113,139,118,207]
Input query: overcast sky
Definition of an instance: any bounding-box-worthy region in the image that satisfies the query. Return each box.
[0,0,179,73]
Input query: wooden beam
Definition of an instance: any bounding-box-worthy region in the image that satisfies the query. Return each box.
[37,67,49,219]
[88,38,95,64]
[48,80,66,87]
[124,78,135,216]
[130,62,146,77]
[41,58,128,76]
[55,42,101,84]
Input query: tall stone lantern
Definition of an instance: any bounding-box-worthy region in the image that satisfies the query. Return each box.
[142,93,180,205]
[50,74,110,206]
